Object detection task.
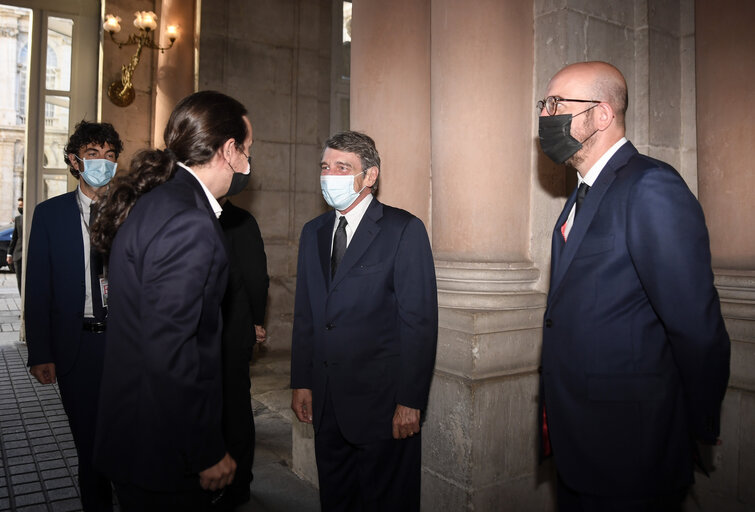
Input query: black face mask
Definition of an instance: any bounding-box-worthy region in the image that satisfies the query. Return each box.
[226,170,250,197]
[538,114,584,164]
[18,207,23,215]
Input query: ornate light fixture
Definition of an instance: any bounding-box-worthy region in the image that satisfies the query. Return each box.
[103,11,179,107]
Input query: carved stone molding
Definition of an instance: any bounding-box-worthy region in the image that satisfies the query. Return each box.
[435,259,544,310]
[715,269,755,392]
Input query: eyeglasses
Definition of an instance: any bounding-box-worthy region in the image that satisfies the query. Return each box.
[537,96,602,116]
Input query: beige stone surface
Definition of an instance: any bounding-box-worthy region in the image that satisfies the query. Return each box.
[697,0,755,269]
[252,140,292,192]
[738,393,755,504]
[422,371,542,502]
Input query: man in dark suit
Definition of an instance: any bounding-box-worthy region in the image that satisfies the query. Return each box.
[25,121,123,511]
[217,198,269,509]
[291,131,438,511]
[7,197,23,292]
[537,61,731,511]
[93,91,251,511]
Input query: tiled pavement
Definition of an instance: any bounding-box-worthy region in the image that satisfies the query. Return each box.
[0,271,320,511]
[0,343,82,511]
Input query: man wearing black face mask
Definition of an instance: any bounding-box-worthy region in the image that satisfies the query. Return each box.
[92,92,251,511]
[537,62,730,511]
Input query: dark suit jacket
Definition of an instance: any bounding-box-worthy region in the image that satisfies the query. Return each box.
[540,142,730,497]
[94,168,229,491]
[25,191,87,375]
[8,213,22,262]
[290,198,438,444]
[220,199,269,349]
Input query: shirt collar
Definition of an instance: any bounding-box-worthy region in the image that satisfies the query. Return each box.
[77,184,93,209]
[336,193,373,226]
[177,162,223,218]
[579,137,628,187]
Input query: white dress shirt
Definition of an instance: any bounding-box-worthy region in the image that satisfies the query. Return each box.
[563,137,628,240]
[331,193,373,253]
[76,186,96,317]
[177,162,223,218]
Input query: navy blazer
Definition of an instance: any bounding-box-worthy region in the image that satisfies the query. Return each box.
[25,191,87,375]
[94,168,229,491]
[290,198,438,444]
[541,142,730,497]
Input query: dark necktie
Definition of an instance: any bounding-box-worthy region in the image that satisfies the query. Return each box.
[331,216,347,279]
[575,182,590,216]
[89,203,107,321]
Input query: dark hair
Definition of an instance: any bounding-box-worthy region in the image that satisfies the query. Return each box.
[91,91,248,255]
[64,121,123,179]
[323,131,381,192]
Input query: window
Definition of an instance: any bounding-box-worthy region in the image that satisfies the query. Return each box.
[330,0,351,132]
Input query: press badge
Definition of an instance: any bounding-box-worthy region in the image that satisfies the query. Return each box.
[99,275,108,308]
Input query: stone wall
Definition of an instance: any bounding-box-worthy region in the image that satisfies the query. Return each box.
[198,0,332,353]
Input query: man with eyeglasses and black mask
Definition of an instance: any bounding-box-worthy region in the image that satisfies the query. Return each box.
[536,61,730,511]
[25,120,123,511]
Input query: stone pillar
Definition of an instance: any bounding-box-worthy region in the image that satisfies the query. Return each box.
[695,0,755,509]
[350,0,431,226]
[423,1,549,509]
[153,0,195,147]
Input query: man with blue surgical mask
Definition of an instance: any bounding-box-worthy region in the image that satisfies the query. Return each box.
[291,131,438,511]
[25,120,123,511]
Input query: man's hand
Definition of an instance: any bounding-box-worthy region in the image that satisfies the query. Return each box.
[254,325,266,344]
[392,404,420,439]
[198,452,236,491]
[291,388,313,423]
[6,255,11,265]
[30,363,57,384]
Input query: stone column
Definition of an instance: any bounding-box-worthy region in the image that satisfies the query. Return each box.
[423,1,549,509]
[695,0,755,509]
[153,0,195,147]
[350,0,431,226]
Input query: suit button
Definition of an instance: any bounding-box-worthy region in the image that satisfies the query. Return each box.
[545,319,553,328]
[325,323,335,330]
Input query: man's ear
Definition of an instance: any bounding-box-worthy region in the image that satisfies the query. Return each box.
[221,138,237,161]
[365,166,379,187]
[68,153,81,175]
[597,102,615,130]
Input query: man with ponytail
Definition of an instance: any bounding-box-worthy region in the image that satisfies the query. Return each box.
[91,91,252,511]
[25,120,123,511]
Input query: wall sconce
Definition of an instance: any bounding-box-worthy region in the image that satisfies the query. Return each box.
[103,11,179,107]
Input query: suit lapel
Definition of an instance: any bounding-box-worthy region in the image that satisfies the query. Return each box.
[548,143,638,305]
[317,212,336,286]
[549,188,577,282]
[330,199,383,289]
[66,191,86,276]
[175,168,228,258]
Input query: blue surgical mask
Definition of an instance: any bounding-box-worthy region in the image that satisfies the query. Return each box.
[320,171,366,211]
[75,156,117,188]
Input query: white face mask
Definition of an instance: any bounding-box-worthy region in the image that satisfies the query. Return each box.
[320,171,366,211]
[75,156,117,188]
